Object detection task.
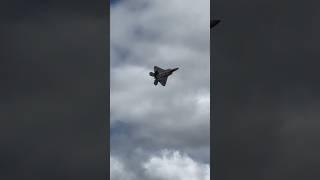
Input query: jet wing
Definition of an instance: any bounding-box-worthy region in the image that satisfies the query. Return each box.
[154,66,165,73]
[159,77,168,86]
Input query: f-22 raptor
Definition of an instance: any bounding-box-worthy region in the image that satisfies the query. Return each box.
[149,66,179,86]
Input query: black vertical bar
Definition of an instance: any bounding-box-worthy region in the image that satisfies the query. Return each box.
[0,0,109,179]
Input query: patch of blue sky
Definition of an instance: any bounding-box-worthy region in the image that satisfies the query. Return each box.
[110,0,121,6]
[110,121,132,136]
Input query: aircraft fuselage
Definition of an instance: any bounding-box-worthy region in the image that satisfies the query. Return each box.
[149,66,179,86]
[155,68,178,79]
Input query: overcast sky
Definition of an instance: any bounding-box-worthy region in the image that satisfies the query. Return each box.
[110,0,210,179]
[2,0,320,179]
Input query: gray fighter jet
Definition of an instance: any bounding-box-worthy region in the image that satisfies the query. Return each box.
[149,66,179,86]
[210,20,220,28]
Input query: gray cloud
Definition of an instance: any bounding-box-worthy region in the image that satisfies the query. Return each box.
[111,156,137,180]
[111,0,210,179]
[143,150,210,180]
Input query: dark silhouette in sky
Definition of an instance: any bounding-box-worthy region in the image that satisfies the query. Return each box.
[149,66,179,86]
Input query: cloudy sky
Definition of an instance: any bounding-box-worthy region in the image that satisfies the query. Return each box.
[110,0,210,179]
[2,0,320,179]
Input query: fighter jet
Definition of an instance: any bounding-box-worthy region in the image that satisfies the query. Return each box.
[210,20,220,28]
[149,66,179,86]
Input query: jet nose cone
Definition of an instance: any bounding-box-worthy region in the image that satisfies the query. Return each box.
[173,68,179,71]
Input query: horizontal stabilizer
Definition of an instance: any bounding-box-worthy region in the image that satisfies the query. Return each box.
[159,77,168,86]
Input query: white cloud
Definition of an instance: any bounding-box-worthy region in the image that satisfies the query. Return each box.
[111,0,210,178]
[143,149,210,180]
[110,156,136,180]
